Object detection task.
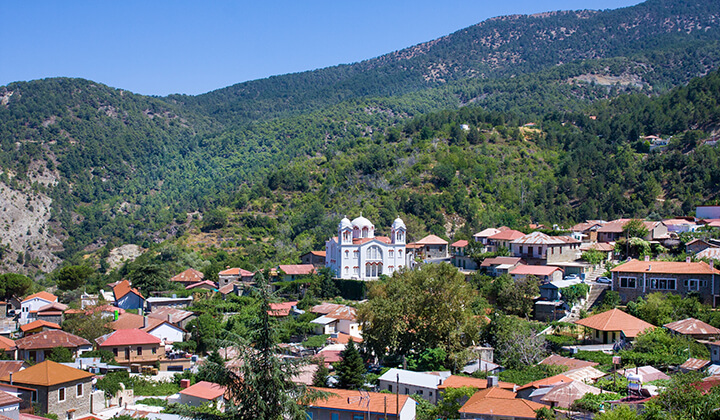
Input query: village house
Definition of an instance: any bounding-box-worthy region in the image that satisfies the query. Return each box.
[510,231,581,265]
[19,292,57,326]
[95,329,165,369]
[15,330,92,363]
[0,338,16,360]
[459,386,547,420]
[0,360,95,419]
[480,256,524,277]
[510,265,564,283]
[486,229,525,253]
[472,228,502,253]
[596,219,669,243]
[185,280,218,291]
[310,304,362,339]
[305,387,416,420]
[19,320,61,337]
[178,380,225,408]
[539,381,601,409]
[570,220,606,242]
[579,242,615,261]
[451,240,477,270]
[437,375,516,393]
[276,265,316,282]
[663,218,700,233]
[574,308,655,345]
[300,251,326,267]
[148,307,196,330]
[109,313,186,345]
[145,296,194,311]
[686,239,720,255]
[610,258,720,306]
[515,374,573,400]
[325,216,408,280]
[664,317,720,341]
[268,301,301,318]
[169,268,205,287]
[33,302,68,325]
[112,280,145,311]
[697,247,720,264]
[378,368,450,404]
[411,235,449,260]
[217,267,255,289]
[0,389,21,419]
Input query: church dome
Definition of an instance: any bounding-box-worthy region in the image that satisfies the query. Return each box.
[338,216,352,230]
[392,217,406,230]
[351,215,373,229]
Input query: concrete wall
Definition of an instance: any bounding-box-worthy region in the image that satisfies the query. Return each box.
[377,380,439,404]
[32,378,93,419]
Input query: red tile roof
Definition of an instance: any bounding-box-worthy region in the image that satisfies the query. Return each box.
[415,235,449,245]
[268,301,298,317]
[611,259,720,275]
[15,330,90,350]
[96,329,161,347]
[311,303,346,315]
[575,309,655,338]
[185,280,218,290]
[218,267,254,277]
[21,292,57,304]
[680,358,710,371]
[307,387,411,416]
[0,337,15,351]
[147,307,194,324]
[488,229,526,241]
[459,387,546,418]
[170,268,204,284]
[517,374,573,390]
[352,236,391,245]
[310,251,326,257]
[278,265,316,276]
[437,375,516,390]
[179,381,225,400]
[0,361,26,379]
[0,360,93,386]
[451,240,469,248]
[580,242,615,252]
[20,320,61,333]
[326,305,357,321]
[510,264,562,276]
[0,390,21,407]
[113,279,145,300]
[664,318,720,336]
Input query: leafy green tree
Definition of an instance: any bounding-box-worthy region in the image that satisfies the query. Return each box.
[188,313,222,355]
[201,208,229,232]
[622,219,649,239]
[127,262,168,294]
[62,312,113,342]
[581,249,605,266]
[0,273,32,300]
[79,349,116,364]
[47,346,73,363]
[358,263,479,361]
[594,405,643,420]
[407,347,448,372]
[436,387,476,419]
[336,339,365,390]
[56,265,94,291]
[496,275,539,317]
[644,372,720,420]
[535,407,557,420]
[484,313,548,370]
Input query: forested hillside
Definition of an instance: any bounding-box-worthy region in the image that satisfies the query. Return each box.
[1,0,720,275]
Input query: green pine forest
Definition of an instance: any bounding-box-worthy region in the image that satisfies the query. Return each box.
[1,0,720,277]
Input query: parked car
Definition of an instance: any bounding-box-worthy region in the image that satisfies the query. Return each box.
[596,276,612,284]
[564,274,580,280]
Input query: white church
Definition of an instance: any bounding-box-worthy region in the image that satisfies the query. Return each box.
[325,215,408,280]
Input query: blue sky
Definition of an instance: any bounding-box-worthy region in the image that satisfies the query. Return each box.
[0,0,642,96]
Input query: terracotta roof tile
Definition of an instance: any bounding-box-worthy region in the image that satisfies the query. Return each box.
[326,305,357,321]
[517,374,573,391]
[480,256,523,267]
[353,237,391,245]
[0,390,21,407]
[0,337,15,351]
[268,301,298,317]
[307,387,410,415]
[540,381,601,409]
[112,280,145,300]
[574,309,655,338]
[437,375,516,390]
[451,240,469,248]
[170,268,204,284]
[96,329,161,347]
[179,381,225,400]
[15,330,90,350]
[21,292,57,304]
[459,387,546,417]
[611,259,720,275]
[147,307,194,324]
[218,267,254,277]
[311,303,346,315]
[580,242,615,252]
[20,320,61,333]
[0,360,93,386]
[0,361,25,379]
[488,229,526,241]
[277,265,316,276]
[510,264,562,276]
[415,235,449,245]
[185,280,218,290]
[474,228,501,238]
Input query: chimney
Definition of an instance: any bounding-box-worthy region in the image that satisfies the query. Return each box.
[644,255,650,262]
[9,373,12,385]
[686,256,692,263]
[488,376,499,388]
[168,314,172,323]
[143,316,148,329]
[180,379,191,389]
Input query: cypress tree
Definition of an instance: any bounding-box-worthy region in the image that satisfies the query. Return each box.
[336,339,365,389]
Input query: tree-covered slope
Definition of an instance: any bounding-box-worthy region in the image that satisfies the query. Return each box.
[173,0,720,123]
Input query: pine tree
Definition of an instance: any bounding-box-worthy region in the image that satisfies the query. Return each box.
[336,339,365,389]
[312,358,330,387]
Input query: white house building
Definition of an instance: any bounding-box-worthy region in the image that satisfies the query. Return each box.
[19,292,58,325]
[326,215,407,280]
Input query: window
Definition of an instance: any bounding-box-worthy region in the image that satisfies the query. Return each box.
[31,390,37,402]
[344,266,349,275]
[113,348,118,357]
[405,387,409,394]
[388,385,392,392]
[76,383,83,397]
[417,390,423,395]
[344,250,349,258]
[353,250,358,258]
[137,347,143,356]
[152,347,157,355]
[59,387,66,402]
[619,277,637,288]
[331,413,339,420]
[353,416,364,420]
[649,278,676,290]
